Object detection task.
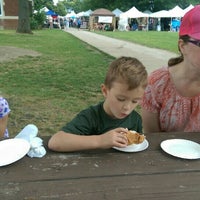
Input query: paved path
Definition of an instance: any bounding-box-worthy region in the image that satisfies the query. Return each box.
[64,28,178,73]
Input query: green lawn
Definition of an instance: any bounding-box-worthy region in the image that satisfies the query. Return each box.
[0,29,178,137]
[94,30,179,53]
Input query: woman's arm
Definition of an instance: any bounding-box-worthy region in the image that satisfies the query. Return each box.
[48,128,128,152]
[141,108,161,133]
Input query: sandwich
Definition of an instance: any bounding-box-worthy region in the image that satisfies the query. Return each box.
[126,130,145,145]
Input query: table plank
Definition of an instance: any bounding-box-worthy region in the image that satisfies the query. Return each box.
[0,172,200,200]
[1,149,200,182]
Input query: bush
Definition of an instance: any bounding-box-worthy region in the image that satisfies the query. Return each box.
[30,12,46,30]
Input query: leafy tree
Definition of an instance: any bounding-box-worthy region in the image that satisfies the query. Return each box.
[34,0,66,16]
[30,11,46,30]
[62,0,82,13]
[80,0,200,12]
[54,2,67,16]
[33,0,54,10]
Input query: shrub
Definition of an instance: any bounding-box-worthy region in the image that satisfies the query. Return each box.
[30,12,46,30]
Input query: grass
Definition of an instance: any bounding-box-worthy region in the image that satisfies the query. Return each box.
[94,30,179,53]
[0,29,113,136]
[0,29,178,137]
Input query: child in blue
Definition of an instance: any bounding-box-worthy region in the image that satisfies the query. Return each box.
[0,97,11,138]
[48,57,148,152]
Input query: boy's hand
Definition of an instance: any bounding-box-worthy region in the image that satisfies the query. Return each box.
[99,128,128,149]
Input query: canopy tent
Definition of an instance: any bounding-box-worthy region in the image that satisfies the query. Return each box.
[119,7,149,31]
[40,7,49,12]
[120,6,149,18]
[148,10,170,31]
[118,16,129,31]
[66,11,77,18]
[76,9,93,29]
[84,9,93,16]
[150,10,171,18]
[149,6,183,32]
[150,5,193,18]
[143,10,152,15]
[112,8,123,17]
[77,11,84,17]
[77,9,93,17]
[112,8,124,30]
[168,5,184,17]
[45,10,58,16]
[150,6,184,18]
[183,4,194,15]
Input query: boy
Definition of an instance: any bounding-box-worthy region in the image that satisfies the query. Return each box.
[48,57,148,152]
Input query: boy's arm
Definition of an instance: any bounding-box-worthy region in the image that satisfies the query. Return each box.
[48,131,101,152]
[48,128,128,152]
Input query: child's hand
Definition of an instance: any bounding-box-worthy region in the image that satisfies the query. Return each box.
[98,128,128,149]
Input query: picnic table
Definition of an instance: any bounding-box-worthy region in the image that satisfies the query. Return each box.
[1,132,200,200]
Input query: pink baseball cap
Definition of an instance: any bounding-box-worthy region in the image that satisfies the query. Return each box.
[179,5,200,40]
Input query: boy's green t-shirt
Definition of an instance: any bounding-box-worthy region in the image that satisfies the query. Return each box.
[62,101,143,135]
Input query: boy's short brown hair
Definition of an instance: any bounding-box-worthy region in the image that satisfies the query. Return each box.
[104,57,148,90]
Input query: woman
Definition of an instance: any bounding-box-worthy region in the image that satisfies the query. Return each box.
[0,97,10,138]
[141,5,200,132]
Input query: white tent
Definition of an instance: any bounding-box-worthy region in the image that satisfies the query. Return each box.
[119,7,149,31]
[149,10,170,18]
[183,4,194,15]
[120,6,149,18]
[150,10,171,18]
[77,11,85,17]
[118,16,129,31]
[77,9,93,17]
[40,7,49,12]
[168,5,184,17]
[149,10,171,31]
[112,8,123,17]
[66,11,77,18]
[150,6,185,18]
[143,10,152,15]
[84,9,93,16]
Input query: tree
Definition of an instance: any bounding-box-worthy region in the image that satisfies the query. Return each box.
[80,0,200,12]
[54,2,67,16]
[16,0,33,34]
[33,0,54,10]
[62,0,83,13]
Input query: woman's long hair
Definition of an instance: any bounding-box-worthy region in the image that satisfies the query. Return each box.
[168,35,190,67]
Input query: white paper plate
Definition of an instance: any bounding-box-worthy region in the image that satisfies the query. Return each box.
[0,138,30,167]
[113,139,149,153]
[160,139,200,159]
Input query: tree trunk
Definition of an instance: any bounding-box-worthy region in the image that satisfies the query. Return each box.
[16,0,32,34]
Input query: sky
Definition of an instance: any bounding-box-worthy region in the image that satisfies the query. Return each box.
[53,0,65,5]
[53,0,59,5]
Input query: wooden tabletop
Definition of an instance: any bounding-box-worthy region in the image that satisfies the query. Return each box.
[1,132,200,200]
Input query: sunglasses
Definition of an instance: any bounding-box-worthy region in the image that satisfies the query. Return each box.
[188,39,200,47]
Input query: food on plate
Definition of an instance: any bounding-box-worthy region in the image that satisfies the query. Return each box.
[126,130,145,145]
